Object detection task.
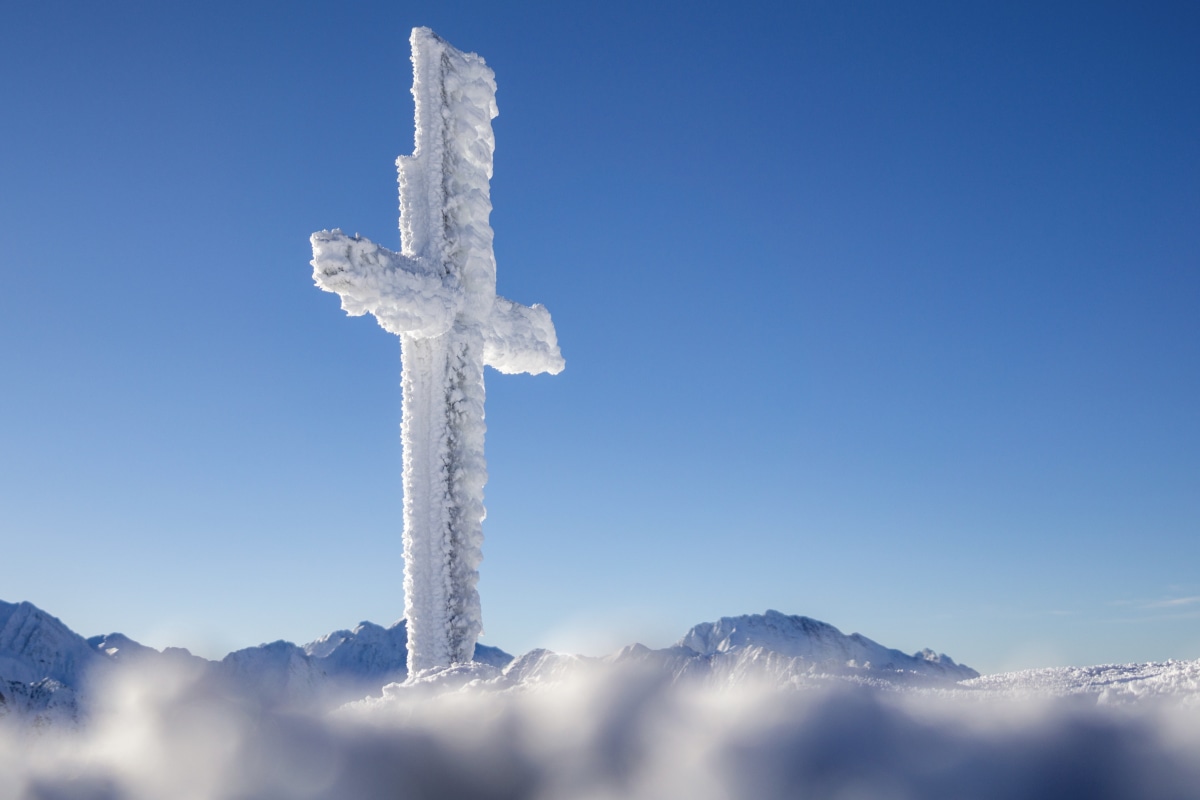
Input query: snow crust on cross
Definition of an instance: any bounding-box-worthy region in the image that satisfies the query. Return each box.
[310,28,563,674]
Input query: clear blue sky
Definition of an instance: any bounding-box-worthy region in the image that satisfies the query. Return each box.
[2,0,1196,674]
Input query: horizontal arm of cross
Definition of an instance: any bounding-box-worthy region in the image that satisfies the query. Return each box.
[311,229,463,338]
[484,296,565,375]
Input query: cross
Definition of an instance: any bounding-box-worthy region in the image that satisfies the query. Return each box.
[310,28,563,675]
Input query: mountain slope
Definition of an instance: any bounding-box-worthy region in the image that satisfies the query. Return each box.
[0,600,102,687]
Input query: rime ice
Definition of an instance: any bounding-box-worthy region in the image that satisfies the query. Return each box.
[310,28,563,674]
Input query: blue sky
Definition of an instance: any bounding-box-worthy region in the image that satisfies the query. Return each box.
[2,0,1196,674]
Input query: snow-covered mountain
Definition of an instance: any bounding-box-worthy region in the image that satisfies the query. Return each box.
[0,601,100,726]
[673,610,979,683]
[0,600,103,687]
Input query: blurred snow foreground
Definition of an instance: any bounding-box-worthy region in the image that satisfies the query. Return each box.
[310,28,563,674]
[6,669,1200,800]
[5,602,1200,799]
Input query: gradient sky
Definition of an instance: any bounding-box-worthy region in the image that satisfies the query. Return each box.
[2,0,1197,674]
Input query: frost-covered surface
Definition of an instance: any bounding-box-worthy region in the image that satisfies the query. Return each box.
[310,27,563,674]
[483,296,565,375]
[310,230,460,337]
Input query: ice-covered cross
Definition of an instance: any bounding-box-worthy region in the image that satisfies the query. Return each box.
[310,28,563,675]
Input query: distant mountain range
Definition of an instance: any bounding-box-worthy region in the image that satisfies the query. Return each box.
[7,597,1200,728]
[0,600,982,727]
